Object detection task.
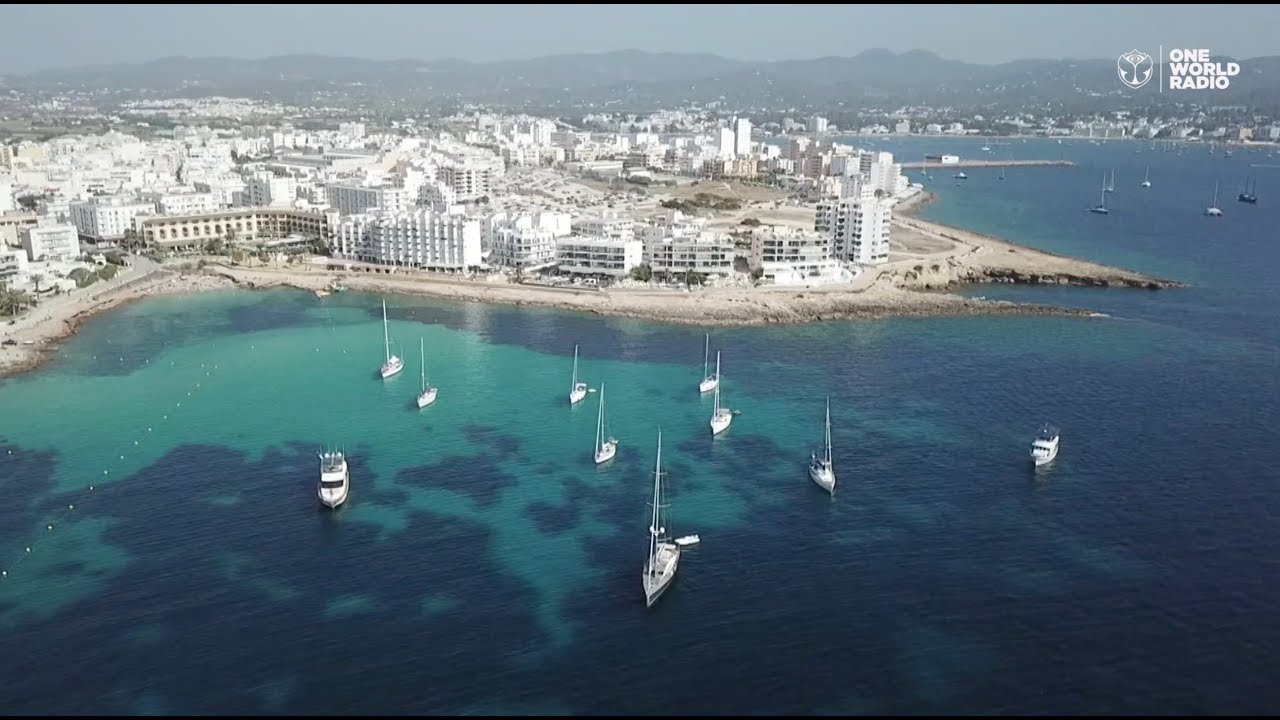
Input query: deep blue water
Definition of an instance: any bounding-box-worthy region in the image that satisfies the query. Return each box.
[0,138,1279,714]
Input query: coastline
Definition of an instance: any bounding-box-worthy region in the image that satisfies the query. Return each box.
[0,191,1181,380]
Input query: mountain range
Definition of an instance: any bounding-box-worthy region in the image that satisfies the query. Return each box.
[4,49,1279,111]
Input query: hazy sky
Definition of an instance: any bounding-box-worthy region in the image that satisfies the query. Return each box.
[4,4,1279,74]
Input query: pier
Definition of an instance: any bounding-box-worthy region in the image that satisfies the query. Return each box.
[901,159,1075,170]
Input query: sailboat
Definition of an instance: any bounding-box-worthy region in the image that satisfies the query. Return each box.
[593,382,617,465]
[998,165,1006,181]
[1105,169,1115,193]
[416,337,437,408]
[642,430,680,608]
[1090,174,1109,214]
[709,351,732,436]
[1205,181,1224,217]
[921,155,929,179]
[1238,176,1258,204]
[569,344,588,405]
[1141,165,1152,188]
[808,396,836,495]
[378,299,403,379]
[697,333,719,394]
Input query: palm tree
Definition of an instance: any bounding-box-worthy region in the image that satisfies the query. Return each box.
[0,285,33,316]
[30,273,44,294]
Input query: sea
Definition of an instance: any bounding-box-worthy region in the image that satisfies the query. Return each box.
[1,137,1278,715]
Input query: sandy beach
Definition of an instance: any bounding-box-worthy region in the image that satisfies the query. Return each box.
[0,195,1181,380]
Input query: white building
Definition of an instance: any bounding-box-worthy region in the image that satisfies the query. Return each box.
[325,183,414,216]
[0,246,29,281]
[531,119,556,147]
[867,152,906,197]
[572,210,634,244]
[814,188,891,266]
[418,180,457,209]
[894,121,911,134]
[0,182,13,213]
[734,117,752,158]
[147,190,218,216]
[335,208,481,271]
[68,197,153,241]
[244,171,297,207]
[556,237,643,277]
[718,128,735,159]
[21,223,81,261]
[439,154,503,201]
[808,115,829,134]
[488,211,572,269]
[750,225,848,286]
[644,231,734,276]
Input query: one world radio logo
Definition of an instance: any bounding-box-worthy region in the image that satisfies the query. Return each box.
[1117,48,1242,91]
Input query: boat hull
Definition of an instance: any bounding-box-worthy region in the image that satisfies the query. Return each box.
[1031,442,1059,467]
[380,358,403,379]
[569,385,587,405]
[710,412,732,436]
[642,545,681,607]
[698,376,718,394]
[594,441,617,465]
[319,481,349,509]
[416,387,438,408]
[809,466,836,494]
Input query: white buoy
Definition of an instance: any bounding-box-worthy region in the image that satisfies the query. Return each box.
[89,485,94,490]
[25,547,30,553]
[3,570,7,577]
[68,504,74,510]
[134,441,138,445]
[102,470,108,475]
[46,524,52,531]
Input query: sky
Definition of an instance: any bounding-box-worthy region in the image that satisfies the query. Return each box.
[4,4,1280,74]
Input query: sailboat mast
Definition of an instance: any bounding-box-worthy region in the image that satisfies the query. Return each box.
[571,345,579,390]
[420,337,426,391]
[382,299,391,362]
[824,396,833,466]
[712,351,722,413]
[648,431,663,565]
[703,333,709,379]
[596,383,605,452]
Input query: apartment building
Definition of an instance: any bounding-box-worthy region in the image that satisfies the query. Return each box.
[138,208,335,250]
[21,223,81,261]
[334,208,481,271]
[555,237,643,277]
[68,197,154,241]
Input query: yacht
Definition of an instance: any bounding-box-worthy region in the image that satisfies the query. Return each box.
[642,430,680,608]
[1205,181,1224,217]
[953,171,968,180]
[1030,425,1060,467]
[568,344,588,405]
[378,299,403,379]
[697,333,719,394]
[318,450,350,508]
[808,396,836,495]
[416,337,437,408]
[593,382,618,465]
[1140,165,1152,188]
[709,351,732,436]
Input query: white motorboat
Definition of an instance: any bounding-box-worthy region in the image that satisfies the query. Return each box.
[378,299,403,379]
[416,337,437,408]
[808,396,836,494]
[709,351,732,436]
[318,450,350,508]
[1030,424,1060,467]
[697,333,719,394]
[569,344,588,405]
[593,382,618,465]
[642,430,681,608]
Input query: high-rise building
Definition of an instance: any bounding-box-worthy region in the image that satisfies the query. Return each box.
[808,115,829,134]
[814,187,891,266]
[335,208,481,271]
[718,128,736,159]
[733,117,752,158]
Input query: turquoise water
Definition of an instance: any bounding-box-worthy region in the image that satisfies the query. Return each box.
[1,138,1279,714]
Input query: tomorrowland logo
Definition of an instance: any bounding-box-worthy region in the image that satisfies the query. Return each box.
[1118,49,1154,90]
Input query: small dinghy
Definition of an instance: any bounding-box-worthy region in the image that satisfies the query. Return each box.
[674,535,700,547]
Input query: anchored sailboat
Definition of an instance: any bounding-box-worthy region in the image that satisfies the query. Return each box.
[1238,175,1258,204]
[378,299,403,379]
[642,430,680,608]
[1205,181,1224,217]
[808,396,836,495]
[416,337,437,408]
[1141,165,1152,188]
[1105,168,1115,193]
[698,333,718,394]
[1090,174,1109,214]
[594,382,618,465]
[569,344,588,405]
[709,351,732,436]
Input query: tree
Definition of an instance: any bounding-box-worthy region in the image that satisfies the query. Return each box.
[0,285,33,316]
[204,237,225,255]
[97,264,118,281]
[30,273,44,294]
[629,263,653,283]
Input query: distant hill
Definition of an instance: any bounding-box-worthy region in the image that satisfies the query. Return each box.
[4,49,1279,111]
